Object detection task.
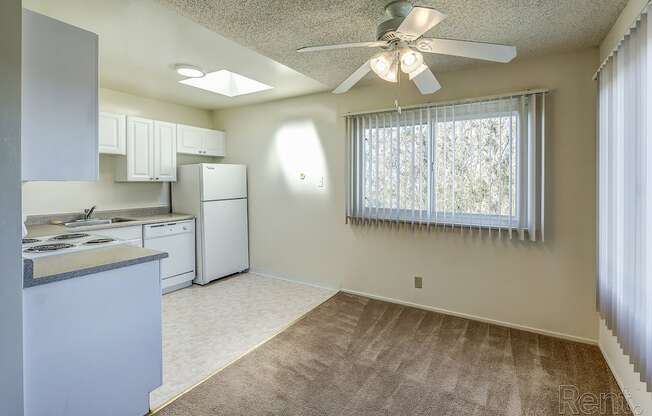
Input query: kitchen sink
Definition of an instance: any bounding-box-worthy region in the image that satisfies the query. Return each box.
[109,217,135,223]
[64,217,135,228]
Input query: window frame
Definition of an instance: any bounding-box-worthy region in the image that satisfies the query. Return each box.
[356,103,528,229]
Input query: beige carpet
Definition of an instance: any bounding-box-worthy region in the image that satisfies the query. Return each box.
[156,292,631,415]
[150,273,336,410]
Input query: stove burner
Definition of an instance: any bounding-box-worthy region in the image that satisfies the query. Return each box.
[22,238,40,244]
[24,243,74,253]
[50,233,90,241]
[84,238,115,245]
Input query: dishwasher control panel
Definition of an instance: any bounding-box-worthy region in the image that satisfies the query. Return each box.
[144,220,194,239]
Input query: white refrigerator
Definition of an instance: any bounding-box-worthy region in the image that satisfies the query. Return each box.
[172,163,249,285]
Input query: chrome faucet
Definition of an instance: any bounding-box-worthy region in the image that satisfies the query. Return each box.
[84,205,96,220]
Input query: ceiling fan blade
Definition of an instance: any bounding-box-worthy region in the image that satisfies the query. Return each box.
[333,61,371,94]
[297,41,386,53]
[409,65,441,95]
[396,6,447,40]
[416,38,517,63]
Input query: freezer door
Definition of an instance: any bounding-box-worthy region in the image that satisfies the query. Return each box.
[200,199,249,283]
[200,164,247,201]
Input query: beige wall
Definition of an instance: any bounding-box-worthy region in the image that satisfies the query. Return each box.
[22,88,215,216]
[214,48,599,342]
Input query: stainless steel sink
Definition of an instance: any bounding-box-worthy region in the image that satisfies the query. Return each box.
[65,219,111,228]
[109,217,135,223]
[64,217,135,228]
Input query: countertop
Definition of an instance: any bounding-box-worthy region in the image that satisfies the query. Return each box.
[23,212,191,288]
[24,245,168,288]
[26,212,195,238]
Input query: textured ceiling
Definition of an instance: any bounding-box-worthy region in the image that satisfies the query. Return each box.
[159,0,627,88]
[24,0,326,110]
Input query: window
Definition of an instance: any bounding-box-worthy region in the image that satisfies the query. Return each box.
[346,93,545,240]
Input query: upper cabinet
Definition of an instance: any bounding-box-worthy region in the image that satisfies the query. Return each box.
[114,117,177,182]
[21,10,99,181]
[99,112,127,155]
[108,116,224,182]
[177,124,226,157]
[153,121,178,182]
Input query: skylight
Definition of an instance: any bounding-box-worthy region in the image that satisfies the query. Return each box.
[179,70,272,97]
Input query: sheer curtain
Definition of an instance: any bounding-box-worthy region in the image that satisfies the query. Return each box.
[597,7,652,389]
[345,92,546,241]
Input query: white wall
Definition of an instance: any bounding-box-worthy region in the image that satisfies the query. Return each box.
[215,48,600,342]
[0,0,24,413]
[22,88,215,216]
[597,0,652,412]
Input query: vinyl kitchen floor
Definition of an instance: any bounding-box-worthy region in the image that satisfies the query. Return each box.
[149,273,336,410]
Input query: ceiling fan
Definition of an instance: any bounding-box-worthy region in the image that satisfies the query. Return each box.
[297,0,517,95]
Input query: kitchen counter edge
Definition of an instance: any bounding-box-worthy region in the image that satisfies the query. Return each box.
[23,246,169,288]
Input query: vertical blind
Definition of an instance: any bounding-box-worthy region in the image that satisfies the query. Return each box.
[345,92,546,241]
[597,6,652,390]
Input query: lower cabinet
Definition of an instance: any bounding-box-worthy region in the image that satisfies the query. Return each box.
[23,261,163,416]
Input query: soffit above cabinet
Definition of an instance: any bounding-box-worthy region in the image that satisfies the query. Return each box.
[22,0,327,110]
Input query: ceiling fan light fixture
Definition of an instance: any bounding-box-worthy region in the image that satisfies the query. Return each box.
[370,51,398,83]
[400,48,423,74]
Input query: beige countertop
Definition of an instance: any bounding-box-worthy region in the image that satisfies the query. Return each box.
[26,212,195,238]
[23,212,191,288]
[24,245,168,288]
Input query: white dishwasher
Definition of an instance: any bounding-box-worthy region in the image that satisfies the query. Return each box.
[144,219,195,294]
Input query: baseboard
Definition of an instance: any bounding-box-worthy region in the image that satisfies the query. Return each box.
[341,288,598,345]
[598,320,651,415]
[599,341,641,415]
[249,269,339,292]
[248,269,596,345]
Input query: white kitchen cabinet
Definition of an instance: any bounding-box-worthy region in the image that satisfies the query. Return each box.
[177,124,204,155]
[21,9,99,181]
[177,124,226,157]
[154,121,177,182]
[99,112,126,155]
[204,129,226,156]
[115,117,176,182]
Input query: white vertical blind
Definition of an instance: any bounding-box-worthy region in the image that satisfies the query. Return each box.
[345,92,546,240]
[597,6,652,390]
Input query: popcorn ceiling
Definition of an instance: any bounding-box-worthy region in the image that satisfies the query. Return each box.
[158,0,627,87]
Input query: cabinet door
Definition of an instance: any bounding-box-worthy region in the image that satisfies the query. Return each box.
[203,129,226,157]
[99,112,126,155]
[153,121,177,182]
[127,117,154,181]
[21,10,99,181]
[176,124,204,155]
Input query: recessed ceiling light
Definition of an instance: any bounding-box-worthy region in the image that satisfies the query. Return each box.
[179,70,273,97]
[175,64,205,78]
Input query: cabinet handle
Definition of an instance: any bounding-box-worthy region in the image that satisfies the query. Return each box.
[155,177,159,180]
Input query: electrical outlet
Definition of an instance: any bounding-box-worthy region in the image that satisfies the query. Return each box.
[414,276,423,289]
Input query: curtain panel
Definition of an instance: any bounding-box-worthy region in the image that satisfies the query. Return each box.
[597,7,652,390]
[345,92,546,241]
